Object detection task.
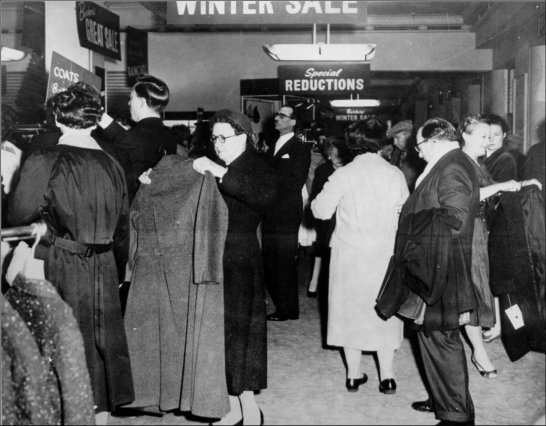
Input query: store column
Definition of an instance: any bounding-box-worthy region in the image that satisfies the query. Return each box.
[529,45,545,148]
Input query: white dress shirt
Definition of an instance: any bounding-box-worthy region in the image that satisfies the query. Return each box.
[273,132,294,155]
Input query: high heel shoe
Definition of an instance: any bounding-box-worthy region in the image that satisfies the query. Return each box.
[260,409,264,426]
[470,355,497,378]
[345,373,368,392]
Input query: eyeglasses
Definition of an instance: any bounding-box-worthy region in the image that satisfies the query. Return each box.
[414,139,430,153]
[273,112,293,120]
[211,134,239,144]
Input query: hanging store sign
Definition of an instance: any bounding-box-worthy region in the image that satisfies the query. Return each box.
[46,51,102,101]
[167,1,364,25]
[126,26,149,86]
[76,1,121,60]
[278,64,369,96]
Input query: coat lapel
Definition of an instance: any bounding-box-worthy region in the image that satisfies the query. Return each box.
[273,136,296,159]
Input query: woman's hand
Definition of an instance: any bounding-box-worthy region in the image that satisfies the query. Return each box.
[521,178,543,191]
[193,157,227,179]
[139,168,152,184]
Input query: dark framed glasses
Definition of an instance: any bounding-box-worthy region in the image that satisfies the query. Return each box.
[210,134,239,144]
[414,139,430,153]
[273,112,293,120]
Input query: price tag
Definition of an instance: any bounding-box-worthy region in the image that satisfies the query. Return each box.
[505,304,524,330]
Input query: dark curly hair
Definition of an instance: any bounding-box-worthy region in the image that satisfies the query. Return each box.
[48,82,101,129]
[421,117,458,143]
[211,109,255,149]
[484,113,509,134]
[346,117,387,155]
[133,74,169,112]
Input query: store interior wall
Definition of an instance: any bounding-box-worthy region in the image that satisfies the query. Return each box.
[2,1,544,150]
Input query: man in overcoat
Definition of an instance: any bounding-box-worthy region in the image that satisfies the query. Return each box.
[402,118,479,425]
[262,105,311,321]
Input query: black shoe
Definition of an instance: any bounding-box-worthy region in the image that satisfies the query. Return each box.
[307,290,317,298]
[378,378,397,394]
[411,399,433,413]
[345,373,368,392]
[260,409,264,426]
[266,312,298,321]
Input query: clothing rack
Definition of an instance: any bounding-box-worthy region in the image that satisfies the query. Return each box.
[1,222,47,242]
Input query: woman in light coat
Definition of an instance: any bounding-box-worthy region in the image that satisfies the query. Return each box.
[311,118,409,394]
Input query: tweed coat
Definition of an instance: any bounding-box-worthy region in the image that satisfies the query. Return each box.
[124,155,230,418]
[5,276,95,424]
[397,149,480,331]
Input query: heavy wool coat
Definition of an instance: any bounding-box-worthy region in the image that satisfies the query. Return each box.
[8,144,134,412]
[396,149,480,332]
[124,155,230,418]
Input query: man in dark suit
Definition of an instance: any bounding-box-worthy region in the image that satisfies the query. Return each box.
[262,105,311,321]
[98,74,178,204]
[405,118,479,426]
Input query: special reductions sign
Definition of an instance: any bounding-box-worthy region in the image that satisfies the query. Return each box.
[278,64,369,96]
[167,1,365,25]
[126,27,148,86]
[46,51,102,101]
[76,1,121,60]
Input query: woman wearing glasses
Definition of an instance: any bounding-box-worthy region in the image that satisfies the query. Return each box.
[193,110,277,426]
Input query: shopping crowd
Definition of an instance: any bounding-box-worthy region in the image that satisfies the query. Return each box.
[1,75,545,426]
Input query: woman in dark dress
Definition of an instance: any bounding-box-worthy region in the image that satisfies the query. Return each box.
[193,109,277,426]
[8,82,134,425]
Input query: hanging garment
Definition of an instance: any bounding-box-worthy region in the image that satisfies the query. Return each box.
[489,186,545,360]
[1,294,57,425]
[124,155,230,418]
[5,275,96,425]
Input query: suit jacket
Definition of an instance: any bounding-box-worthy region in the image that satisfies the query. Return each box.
[263,135,311,232]
[100,117,178,202]
[393,149,479,331]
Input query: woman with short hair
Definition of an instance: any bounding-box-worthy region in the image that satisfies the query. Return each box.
[8,82,134,425]
[193,110,277,425]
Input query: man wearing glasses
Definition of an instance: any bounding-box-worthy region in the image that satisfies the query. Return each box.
[401,118,479,426]
[262,105,311,321]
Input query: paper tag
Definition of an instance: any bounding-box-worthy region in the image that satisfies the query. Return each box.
[505,304,524,330]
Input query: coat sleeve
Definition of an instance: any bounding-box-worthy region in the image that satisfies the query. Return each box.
[437,161,475,237]
[8,152,55,226]
[99,120,134,153]
[112,175,130,283]
[311,169,346,220]
[219,164,277,212]
[193,172,228,285]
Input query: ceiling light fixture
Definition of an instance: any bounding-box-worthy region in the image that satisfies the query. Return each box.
[330,98,381,108]
[1,46,27,62]
[263,24,376,62]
